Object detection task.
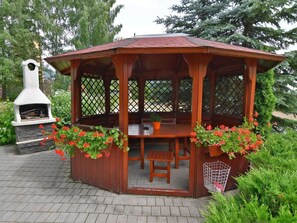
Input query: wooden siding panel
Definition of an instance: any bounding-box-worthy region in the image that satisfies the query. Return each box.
[70,145,123,193]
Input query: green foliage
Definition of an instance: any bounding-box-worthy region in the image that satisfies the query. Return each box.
[254,70,276,135]
[274,51,297,116]
[0,101,15,145]
[70,0,123,49]
[0,0,123,99]
[42,124,128,159]
[50,90,71,126]
[203,130,297,222]
[150,113,162,122]
[271,116,297,133]
[156,0,297,51]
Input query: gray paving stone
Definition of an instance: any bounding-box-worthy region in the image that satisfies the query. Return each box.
[0,145,212,223]
[64,212,79,223]
[85,213,99,223]
[106,214,118,223]
[74,213,89,223]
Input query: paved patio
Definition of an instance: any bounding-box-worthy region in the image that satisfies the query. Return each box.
[0,145,211,223]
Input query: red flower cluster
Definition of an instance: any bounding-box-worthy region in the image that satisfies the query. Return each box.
[40,119,128,160]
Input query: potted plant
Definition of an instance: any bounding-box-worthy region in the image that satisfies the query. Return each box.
[40,120,129,160]
[190,113,264,159]
[150,113,162,130]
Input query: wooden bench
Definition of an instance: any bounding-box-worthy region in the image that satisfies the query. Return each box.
[146,151,174,183]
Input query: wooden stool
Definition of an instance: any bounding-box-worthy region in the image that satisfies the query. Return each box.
[146,151,173,183]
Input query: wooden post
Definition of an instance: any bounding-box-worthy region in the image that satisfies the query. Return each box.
[70,60,81,124]
[112,54,138,193]
[183,54,212,197]
[244,59,257,119]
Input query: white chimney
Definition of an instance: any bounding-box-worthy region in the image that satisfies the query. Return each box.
[12,59,55,125]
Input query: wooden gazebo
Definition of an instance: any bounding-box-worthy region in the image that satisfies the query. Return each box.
[46,34,284,197]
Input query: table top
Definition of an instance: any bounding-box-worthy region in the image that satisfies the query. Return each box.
[128,124,192,138]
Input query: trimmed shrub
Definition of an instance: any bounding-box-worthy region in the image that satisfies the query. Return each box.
[0,101,15,145]
[203,130,297,222]
[51,90,71,125]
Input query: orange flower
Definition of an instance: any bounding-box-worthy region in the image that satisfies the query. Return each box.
[79,131,86,136]
[56,117,60,122]
[39,124,44,129]
[190,132,196,138]
[231,127,236,132]
[96,153,103,158]
[83,142,90,148]
[73,127,79,132]
[249,117,254,122]
[51,124,57,129]
[239,149,246,155]
[254,112,259,118]
[84,154,90,158]
[68,141,76,146]
[219,125,225,130]
[253,121,259,127]
[107,137,113,143]
[206,125,212,130]
[62,126,70,131]
[214,130,223,137]
[60,134,67,139]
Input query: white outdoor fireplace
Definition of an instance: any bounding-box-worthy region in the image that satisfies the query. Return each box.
[12,59,55,154]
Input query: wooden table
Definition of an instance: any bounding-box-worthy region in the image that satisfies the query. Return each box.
[128,124,192,169]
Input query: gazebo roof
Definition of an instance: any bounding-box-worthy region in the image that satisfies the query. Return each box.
[45,34,285,75]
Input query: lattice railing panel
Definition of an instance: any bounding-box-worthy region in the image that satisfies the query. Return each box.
[110,79,120,113]
[128,79,139,113]
[178,77,210,113]
[81,76,105,116]
[178,78,192,112]
[203,77,211,114]
[214,75,243,117]
[144,80,173,112]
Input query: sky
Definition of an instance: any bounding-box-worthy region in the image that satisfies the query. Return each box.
[114,0,180,38]
[114,0,296,52]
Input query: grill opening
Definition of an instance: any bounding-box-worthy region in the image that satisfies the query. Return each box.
[20,104,49,120]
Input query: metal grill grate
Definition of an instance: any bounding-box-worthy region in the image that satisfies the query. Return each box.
[128,79,139,113]
[214,75,243,116]
[81,76,105,116]
[110,79,120,113]
[178,78,192,112]
[144,80,173,112]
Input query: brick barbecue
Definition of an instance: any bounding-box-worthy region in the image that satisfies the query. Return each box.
[12,59,55,154]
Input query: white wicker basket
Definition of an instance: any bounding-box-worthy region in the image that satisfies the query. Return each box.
[203,161,231,192]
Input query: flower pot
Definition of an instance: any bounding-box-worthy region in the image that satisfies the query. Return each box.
[152,122,161,130]
[208,145,224,157]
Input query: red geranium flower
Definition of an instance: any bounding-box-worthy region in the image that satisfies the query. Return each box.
[56,117,60,122]
[79,131,86,136]
[62,126,70,131]
[83,142,90,148]
[206,125,212,130]
[39,124,44,129]
[51,124,57,129]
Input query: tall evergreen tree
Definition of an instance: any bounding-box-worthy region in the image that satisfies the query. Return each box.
[156,0,297,119]
[70,0,123,49]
